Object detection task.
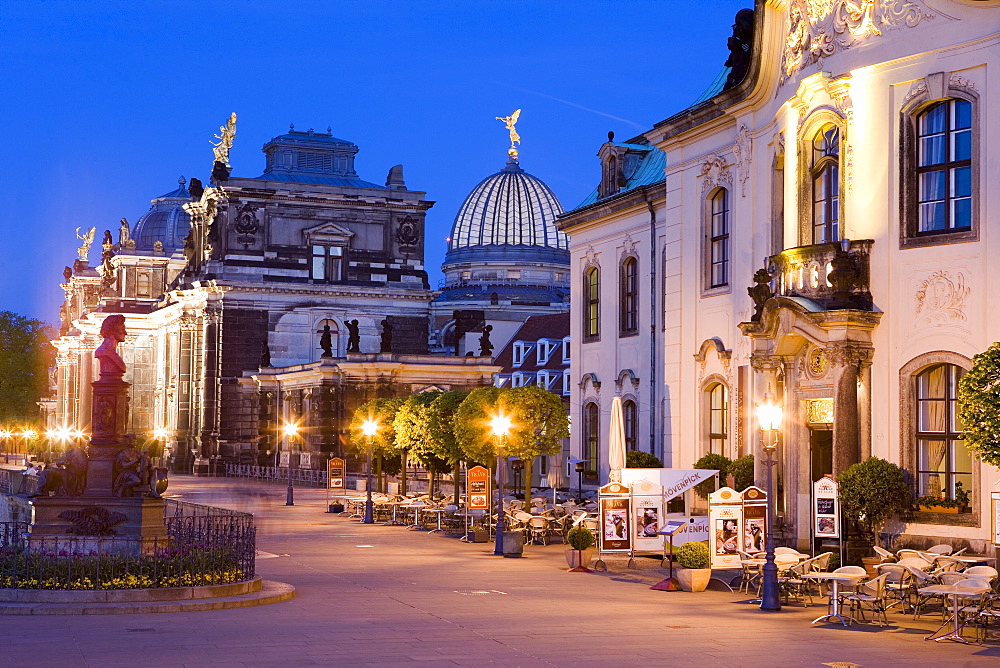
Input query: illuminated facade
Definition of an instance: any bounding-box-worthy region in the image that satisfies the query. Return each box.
[561,0,1000,550]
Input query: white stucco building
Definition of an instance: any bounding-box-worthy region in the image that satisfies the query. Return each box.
[560,0,1000,552]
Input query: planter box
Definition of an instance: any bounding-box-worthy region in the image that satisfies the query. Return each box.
[918,504,960,514]
[675,567,711,592]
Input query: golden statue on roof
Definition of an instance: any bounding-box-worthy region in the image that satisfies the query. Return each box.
[496,109,521,160]
[211,112,238,166]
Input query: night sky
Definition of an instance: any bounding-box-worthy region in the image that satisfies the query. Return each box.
[1,0,749,323]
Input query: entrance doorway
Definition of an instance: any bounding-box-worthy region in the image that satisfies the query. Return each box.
[810,428,833,483]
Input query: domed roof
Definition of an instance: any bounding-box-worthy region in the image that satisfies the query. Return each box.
[444,159,568,266]
[130,177,192,252]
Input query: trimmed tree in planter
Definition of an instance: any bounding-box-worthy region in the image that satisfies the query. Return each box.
[675,541,712,592]
[626,451,663,468]
[565,525,596,571]
[836,458,910,563]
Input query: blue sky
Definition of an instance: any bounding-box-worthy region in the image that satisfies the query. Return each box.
[0,0,749,323]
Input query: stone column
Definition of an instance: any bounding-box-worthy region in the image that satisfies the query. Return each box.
[828,344,872,476]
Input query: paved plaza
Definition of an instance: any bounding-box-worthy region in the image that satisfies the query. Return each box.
[6,476,1000,667]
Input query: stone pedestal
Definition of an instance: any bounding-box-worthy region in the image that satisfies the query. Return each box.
[29,496,168,554]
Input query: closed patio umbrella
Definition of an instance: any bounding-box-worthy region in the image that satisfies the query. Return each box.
[547,448,567,504]
[608,395,626,483]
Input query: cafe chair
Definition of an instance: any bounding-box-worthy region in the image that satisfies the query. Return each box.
[904,565,941,619]
[926,544,954,555]
[875,563,914,612]
[872,545,896,562]
[841,573,889,626]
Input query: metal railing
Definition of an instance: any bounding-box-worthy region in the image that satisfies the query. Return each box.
[225,463,329,488]
[0,499,255,589]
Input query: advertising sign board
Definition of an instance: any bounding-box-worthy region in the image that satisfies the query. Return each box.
[466,466,490,510]
[813,476,840,538]
[620,468,718,501]
[708,487,744,569]
[300,453,312,469]
[993,492,1000,546]
[279,452,289,467]
[328,457,345,489]
[599,482,631,553]
[671,517,711,549]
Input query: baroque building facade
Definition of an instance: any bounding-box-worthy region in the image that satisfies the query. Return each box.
[560,0,1000,551]
[51,122,566,477]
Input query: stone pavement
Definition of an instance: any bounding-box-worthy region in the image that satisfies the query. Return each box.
[7,476,1000,667]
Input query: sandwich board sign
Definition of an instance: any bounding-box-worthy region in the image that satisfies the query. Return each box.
[466,466,490,510]
[708,487,744,569]
[813,476,840,538]
[598,482,631,553]
[328,457,345,489]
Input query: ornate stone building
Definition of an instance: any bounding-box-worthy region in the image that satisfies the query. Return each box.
[51,120,569,476]
[560,1,1000,551]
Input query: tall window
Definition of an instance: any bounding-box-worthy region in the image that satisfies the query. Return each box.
[709,189,730,287]
[311,245,344,282]
[707,383,729,455]
[620,257,638,335]
[917,99,972,233]
[584,267,600,339]
[623,399,638,452]
[811,125,840,244]
[584,402,600,474]
[916,364,971,505]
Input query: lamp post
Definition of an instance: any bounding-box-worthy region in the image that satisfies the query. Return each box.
[153,427,169,467]
[21,429,37,465]
[283,423,298,506]
[491,414,511,557]
[756,397,783,612]
[574,461,585,503]
[361,419,378,524]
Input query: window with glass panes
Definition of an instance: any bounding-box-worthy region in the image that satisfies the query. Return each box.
[916,363,971,505]
[811,125,840,244]
[709,189,730,287]
[311,245,344,282]
[917,99,972,233]
[620,257,638,335]
[623,399,638,451]
[708,383,728,455]
[584,268,600,339]
[584,402,599,473]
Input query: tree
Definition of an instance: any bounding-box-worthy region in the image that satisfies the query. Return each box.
[425,390,470,502]
[728,454,755,492]
[393,391,442,495]
[836,457,910,547]
[958,342,1000,467]
[504,385,570,503]
[0,311,54,423]
[693,453,731,499]
[349,397,404,493]
[625,451,663,468]
[453,386,506,466]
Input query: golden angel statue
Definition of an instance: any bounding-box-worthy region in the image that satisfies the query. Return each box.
[75,226,96,262]
[211,112,238,166]
[496,109,521,148]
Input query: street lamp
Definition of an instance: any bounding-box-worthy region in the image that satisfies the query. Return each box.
[153,427,169,466]
[361,419,378,524]
[21,429,37,464]
[491,414,511,557]
[756,396,783,612]
[282,422,299,506]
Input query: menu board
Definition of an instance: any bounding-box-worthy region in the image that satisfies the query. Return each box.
[328,457,344,489]
[599,482,631,553]
[466,466,490,510]
[813,476,840,538]
[992,492,1000,546]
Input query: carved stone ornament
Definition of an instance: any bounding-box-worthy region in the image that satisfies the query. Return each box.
[733,125,752,197]
[825,343,873,368]
[807,346,828,376]
[902,80,928,108]
[235,202,260,235]
[58,506,128,536]
[622,232,636,257]
[396,216,420,247]
[782,0,933,79]
[915,270,970,324]
[583,245,600,270]
[949,73,978,95]
[699,155,732,194]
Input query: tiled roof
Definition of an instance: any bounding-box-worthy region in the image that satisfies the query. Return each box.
[493,313,569,373]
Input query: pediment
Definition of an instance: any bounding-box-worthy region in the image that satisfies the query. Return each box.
[302,221,355,245]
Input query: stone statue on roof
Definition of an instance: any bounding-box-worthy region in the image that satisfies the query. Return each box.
[211,112,238,166]
[75,226,96,262]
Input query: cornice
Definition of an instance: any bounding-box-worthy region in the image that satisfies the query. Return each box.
[557,180,664,232]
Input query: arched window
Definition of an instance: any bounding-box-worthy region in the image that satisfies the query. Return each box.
[706,383,729,455]
[915,363,971,505]
[811,125,840,244]
[709,189,730,287]
[623,399,638,452]
[619,257,638,335]
[917,99,972,233]
[583,402,600,475]
[584,267,600,340]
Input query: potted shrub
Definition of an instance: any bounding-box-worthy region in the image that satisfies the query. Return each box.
[836,458,910,565]
[915,483,970,514]
[565,525,596,572]
[674,541,712,592]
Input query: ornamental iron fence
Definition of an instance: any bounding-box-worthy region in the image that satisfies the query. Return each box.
[0,499,255,590]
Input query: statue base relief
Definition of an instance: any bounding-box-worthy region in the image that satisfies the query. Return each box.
[28,496,168,555]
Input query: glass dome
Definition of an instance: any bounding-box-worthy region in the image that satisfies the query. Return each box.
[131,177,192,252]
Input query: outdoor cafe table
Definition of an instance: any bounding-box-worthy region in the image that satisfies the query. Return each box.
[804,572,867,626]
[918,583,991,643]
[422,507,447,534]
[382,501,409,526]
